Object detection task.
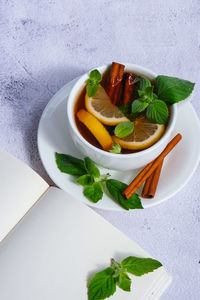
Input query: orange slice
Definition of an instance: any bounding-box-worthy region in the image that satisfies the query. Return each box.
[113,116,165,150]
[85,85,129,126]
[77,109,113,151]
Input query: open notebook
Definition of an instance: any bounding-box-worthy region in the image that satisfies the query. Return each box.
[0,148,172,299]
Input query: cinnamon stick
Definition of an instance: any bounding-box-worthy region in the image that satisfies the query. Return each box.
[123,133,182,199]
[122,72,135,104]
[141,160,164,198]
[106,62,125,105]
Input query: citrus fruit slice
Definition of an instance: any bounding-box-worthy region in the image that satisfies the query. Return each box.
[77,109,113,151]
[112,116,165,150]
[85,85,129,126]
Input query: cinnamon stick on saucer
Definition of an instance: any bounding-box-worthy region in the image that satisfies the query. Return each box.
[141,160,164,198]
[106,62,125,105]
[123,133,182,199]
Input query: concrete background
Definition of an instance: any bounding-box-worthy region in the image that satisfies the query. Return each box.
[0,1,200,299]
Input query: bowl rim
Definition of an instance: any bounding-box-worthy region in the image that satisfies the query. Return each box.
[67,63,177,158]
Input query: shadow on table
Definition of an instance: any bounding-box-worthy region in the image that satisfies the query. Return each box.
[3,65,85,184]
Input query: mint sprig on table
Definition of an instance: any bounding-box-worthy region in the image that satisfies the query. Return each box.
[86,69,102,97]
[88,256,162,300]
[55,153,143,209]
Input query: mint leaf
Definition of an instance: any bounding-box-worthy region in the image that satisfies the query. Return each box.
[77,174,94,186]
[84,157,100,178]
[106,179,143,210]
[117,273,131,292]
[86,70,102,97]
[136,76,151,91]
[55,153,86,176]
[89,69,102,82]
[88,267,116,300]
[86,83,99,97]
[146,100,168,124]
[119,102,143,121]
[114,122,134,138]
[83,182,103,203]
[121,256,162,276]
[109,141,121,154]
[156,75,195,104]
[132,99,149,113]
[138,86,154,102]
[132,86,156,114]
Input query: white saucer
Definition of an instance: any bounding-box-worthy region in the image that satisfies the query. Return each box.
[37,78,200,211]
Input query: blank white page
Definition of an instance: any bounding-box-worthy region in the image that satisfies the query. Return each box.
[0,148,48,241]
[0,187,171,300]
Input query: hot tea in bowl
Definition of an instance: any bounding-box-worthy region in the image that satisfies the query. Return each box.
[67,63,178,171]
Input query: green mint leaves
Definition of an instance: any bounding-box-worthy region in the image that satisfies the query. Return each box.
[138,86,154,102]
[55,153,143,209]
[83,182,103,203]
[136,76,151,91]
[84,157,100,178]
[106,179,143,210]
[55,153,86,176]
[130,75,195,125]
[114,122,134,138]
[88,256,162,300]
[55,154,103,202]
[86,69,102,97]
[121,256,162,276]
[76,174,94,186]
[131,80,168,124]
[156,75,195,104]
[117,272,131,291]
[131,99,149,113]
[88,267,116,300]
[146,100,168,124]
[109,141,121,154]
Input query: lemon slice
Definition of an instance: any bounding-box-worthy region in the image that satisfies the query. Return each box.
[77,109,113,151]
[113,116,165,150]
[85,85,129,126]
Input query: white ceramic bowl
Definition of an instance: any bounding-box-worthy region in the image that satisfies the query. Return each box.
[67,64,177,171]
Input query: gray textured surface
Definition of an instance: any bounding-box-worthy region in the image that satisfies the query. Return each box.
[0,1,200,299]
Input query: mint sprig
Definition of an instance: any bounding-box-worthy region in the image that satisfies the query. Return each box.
[86,69,102,97]
[128,75,195,125]
[88,256,162,300]
[55,153,143,209]
[131,81,169,124]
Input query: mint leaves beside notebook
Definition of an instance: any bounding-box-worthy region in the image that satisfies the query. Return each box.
[88,256,162,300]
[55,153,143,210]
